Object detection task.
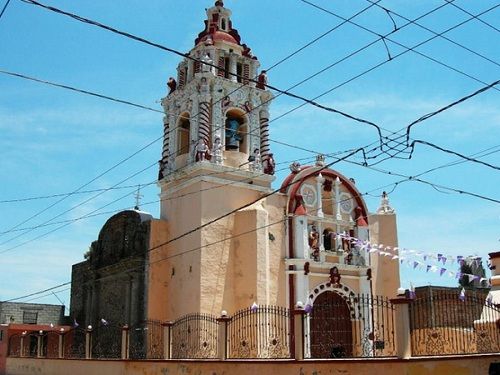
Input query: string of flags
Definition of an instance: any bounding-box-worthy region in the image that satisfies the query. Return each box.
[330,231,489,286]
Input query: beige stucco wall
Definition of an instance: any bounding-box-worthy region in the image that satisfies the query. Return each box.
[151,176,287,320]
[369,213,400,299]
[7,355,500,375]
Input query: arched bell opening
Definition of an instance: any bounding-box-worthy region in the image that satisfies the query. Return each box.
[224,108,248,154]
[176,112,191,156]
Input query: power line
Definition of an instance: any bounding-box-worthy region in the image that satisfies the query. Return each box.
[0,69,163,113]
[446,0,500,34]
[3,282,71,303]
[1,1,391,235]
[291,0,500,128]
[364,0,500,68]
[404,79,500,143]
[6,143,500,302]
[19,0,386,145]
[0,0,11,19]
[409,140,500,172]
[0,182,158,204]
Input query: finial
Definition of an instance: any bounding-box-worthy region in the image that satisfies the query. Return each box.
[134,185,143,210]
[290,161,301,173]
[377,191,395,214]
[315,154,325,167]
[215,0,224,7]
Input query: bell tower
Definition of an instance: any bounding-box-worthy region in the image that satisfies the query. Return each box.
[159,1,275,210]
[151,1,283,320]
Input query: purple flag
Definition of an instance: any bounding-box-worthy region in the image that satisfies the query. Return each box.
[413,261,419,269]
[440,268,446,276]
[304,303,312,314]
[437,253,443,262]
[73,319,79,328]
[455,272,462,280]
[423,255,428,261]
[426,265,432,273]
[459,288,466,302]
[441,256,447,265]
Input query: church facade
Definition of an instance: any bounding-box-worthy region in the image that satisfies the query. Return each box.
[70,0,400,345]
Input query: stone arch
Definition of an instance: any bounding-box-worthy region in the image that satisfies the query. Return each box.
[308,289,354,358]
[176,112,191,156]
[308,281,359,319]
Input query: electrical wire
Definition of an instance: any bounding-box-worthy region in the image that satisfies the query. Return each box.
[0,0,11,19]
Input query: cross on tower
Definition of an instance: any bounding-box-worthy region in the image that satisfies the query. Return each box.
[134,185,143,210]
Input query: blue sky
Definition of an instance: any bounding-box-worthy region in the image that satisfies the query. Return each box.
[0,0,499,309]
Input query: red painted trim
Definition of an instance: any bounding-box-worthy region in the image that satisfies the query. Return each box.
[489,251,500,259]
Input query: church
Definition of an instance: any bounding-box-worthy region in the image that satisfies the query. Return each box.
[69,0,400,357]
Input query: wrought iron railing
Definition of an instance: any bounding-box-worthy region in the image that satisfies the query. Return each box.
[409,291,500,356]
[171,313,219,359]
[304,293,396,358]
[6,295,498,361]
[91,325,122,359]
[227,305,291,359]
[129,320,164,359]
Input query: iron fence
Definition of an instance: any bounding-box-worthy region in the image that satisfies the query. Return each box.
[227,305,291,359]
[91,325,122,359]
[409,291,500,355]
[129,320,164,359]
[7,334,22,357]
[304,293,396,358]
[171,313,219,359]
[63,328,86,359]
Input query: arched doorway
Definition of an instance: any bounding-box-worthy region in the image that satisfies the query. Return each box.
[309,291,353,358]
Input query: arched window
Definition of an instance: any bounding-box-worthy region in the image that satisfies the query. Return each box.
[221,18,227,31]
[224,109,247,153]
[177,113,191,156]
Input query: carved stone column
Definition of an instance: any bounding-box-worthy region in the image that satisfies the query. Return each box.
[259,108,271,166]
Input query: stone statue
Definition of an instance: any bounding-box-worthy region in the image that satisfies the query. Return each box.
[225,119,241,150]
[167,77,177,95]
[212,136,223,165]
[290,161,301,173]
[201,53,214,74]
[329,266,341,287]
[308,225,320,261]
[263,153,275,175]
[195,138,209,162]
[249,148,261,171]
[257,70,267,89]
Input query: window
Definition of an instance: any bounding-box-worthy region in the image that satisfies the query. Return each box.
[177,115,191,156]
[236,63,243,83]
[224,57,230,79]
[23,311,38,325]
[221,18,226,31]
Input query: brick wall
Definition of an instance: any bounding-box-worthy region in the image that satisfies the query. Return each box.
[0,303,63,326]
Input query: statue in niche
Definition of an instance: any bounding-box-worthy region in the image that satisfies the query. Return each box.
[263,153,275,175]
[199,77,210,95]
[167,77,177,95]
[204,35,214,46]
[329,266,341,287]
[221,96,232,111]
[248,148,261,171]
[201,53,214,74]
[225,119,241,150]
[308,225,320,262]
[195,138,210,162]
[212,136,223,165]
